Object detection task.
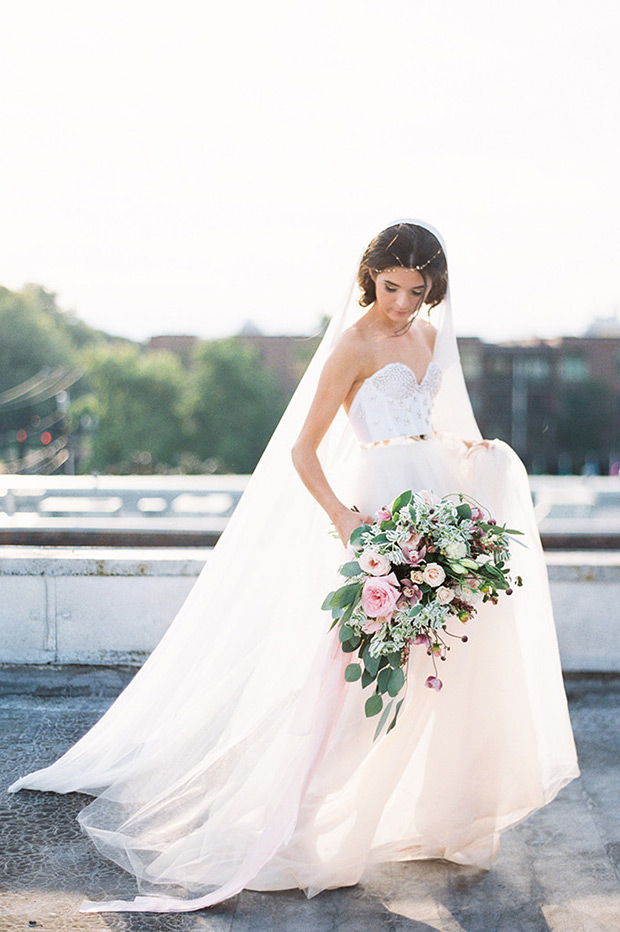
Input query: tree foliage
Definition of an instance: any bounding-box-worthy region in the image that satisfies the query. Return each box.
[76,346,188,473]
[0,281,294,474]
[186,339,288,473]
[0,286,77,392]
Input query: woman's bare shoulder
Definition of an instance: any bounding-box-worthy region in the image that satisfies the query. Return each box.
[330,322,372,367]
[417,318,438,351]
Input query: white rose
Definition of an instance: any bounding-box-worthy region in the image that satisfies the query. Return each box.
[412,569,425,583]
[422,563,446,587]
[359,548,391,576]
[436,586,455,604]
[444,540,467,560]
[476,553,492,564]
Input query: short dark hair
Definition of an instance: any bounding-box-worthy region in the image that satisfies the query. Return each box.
[357,223,448,309]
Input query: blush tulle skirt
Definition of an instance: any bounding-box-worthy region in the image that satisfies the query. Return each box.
[8,435,579,913]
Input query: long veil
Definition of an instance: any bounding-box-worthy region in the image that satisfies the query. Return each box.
[9,221,577,912]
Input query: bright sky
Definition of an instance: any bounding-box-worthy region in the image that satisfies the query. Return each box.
[1,0,619,344]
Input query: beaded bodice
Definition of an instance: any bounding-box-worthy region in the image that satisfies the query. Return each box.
[347,361,442,444]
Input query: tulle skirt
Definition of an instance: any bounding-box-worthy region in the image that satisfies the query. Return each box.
[8,434,579,912]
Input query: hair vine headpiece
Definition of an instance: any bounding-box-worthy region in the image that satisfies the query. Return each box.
[372,246,443,276]
[414,246,443,271]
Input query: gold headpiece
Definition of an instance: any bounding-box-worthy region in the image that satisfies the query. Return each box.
[373,246,442,275]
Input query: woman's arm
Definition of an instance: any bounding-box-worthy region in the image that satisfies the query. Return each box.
[292,336,373,545]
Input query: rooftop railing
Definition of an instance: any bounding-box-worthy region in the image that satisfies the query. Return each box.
[0,474,619,548]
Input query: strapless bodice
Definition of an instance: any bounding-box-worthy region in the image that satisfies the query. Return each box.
[347,361,442,444]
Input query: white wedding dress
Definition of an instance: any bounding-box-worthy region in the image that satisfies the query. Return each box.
[8,354,579,913]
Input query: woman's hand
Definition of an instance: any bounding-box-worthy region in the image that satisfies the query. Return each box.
[334,507,374,548]
[463,438,494,453]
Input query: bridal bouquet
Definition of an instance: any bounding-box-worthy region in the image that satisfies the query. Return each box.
[322,489,523,738]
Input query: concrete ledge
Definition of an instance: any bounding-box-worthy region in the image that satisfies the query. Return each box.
[0,548,207,665]
[0,546,208,577]
[1,547,619,671]
[544,551,620,673]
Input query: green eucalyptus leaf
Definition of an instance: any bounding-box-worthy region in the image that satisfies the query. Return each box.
[387,651,402,668]
[456,503,472,519]
[377,667,391,694]
[363,653,381,677]
[344,662,362,682]
[349,525,367,547]
[340,602,355,627]
[321,591,336,611]
[361,669,375,689]
[386,697,405,735]
[336,586,359,609]
[387,666,405,697]
[373,698,394,740]
[365,693,383,718]
[371,533,389,546]
[392,490,413,512]
[339,624,354,642]
[340,561,362,578]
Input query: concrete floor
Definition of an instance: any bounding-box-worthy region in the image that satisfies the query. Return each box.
[0,671,619,932]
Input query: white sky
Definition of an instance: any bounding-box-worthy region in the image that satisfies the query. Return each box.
[1,0,619,343]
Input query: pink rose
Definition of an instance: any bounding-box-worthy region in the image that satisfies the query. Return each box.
[376,506,392,522]
[436,586,455,604]
[412,569,424,583]
[359,549,391,576]
[422,563,446,587]
[361,573,400,618]
[362,616,389,634]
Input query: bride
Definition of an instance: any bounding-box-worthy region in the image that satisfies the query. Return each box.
[8,220,579,913]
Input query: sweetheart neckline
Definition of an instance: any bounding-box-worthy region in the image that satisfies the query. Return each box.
[349,360,440,411]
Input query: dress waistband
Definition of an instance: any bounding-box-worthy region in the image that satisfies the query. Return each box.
[361,433,431,450]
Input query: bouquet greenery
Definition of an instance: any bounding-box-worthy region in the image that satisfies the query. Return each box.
[322,489,523,738]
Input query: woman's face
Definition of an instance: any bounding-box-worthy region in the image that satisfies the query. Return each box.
[372,267,427,326]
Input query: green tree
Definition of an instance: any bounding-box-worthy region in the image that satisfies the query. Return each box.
[187,339,288,473]
[77,346,187,473]
[0,286,77,392]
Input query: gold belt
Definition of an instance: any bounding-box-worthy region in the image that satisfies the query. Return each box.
[361,433,431,449]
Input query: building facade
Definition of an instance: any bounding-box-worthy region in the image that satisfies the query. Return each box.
[459,336,620,474]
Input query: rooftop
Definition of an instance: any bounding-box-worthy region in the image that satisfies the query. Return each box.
[1,668,619,931]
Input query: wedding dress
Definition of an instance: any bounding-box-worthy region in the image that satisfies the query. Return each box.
[8,222,579,913]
